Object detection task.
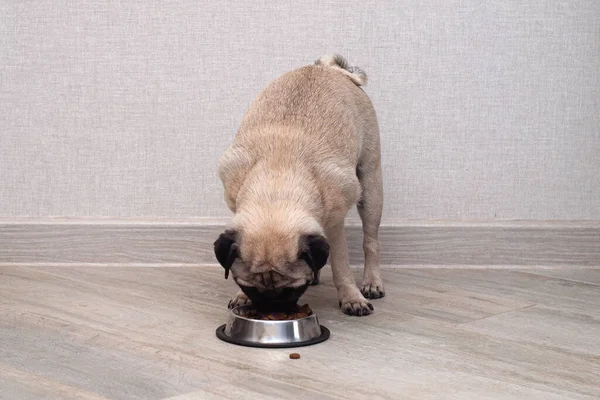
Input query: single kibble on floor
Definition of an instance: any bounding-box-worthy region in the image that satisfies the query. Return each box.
[289,353,301,359]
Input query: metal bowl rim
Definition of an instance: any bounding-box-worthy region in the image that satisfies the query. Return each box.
[216,324,330,348]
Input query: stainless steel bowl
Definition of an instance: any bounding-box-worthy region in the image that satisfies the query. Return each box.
[216,305,330,348]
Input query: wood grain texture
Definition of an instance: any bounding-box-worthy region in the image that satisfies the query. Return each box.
[1,266,599,400]
[520,269,600,285]
[1,218,599,267]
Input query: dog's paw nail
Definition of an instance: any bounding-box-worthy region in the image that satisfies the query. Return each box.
[228,294,250,309]
[361,284,386,300]
[227,300,239,309]
[340,299,373,316]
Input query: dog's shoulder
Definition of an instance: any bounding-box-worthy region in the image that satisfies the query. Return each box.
[218,145,255,212]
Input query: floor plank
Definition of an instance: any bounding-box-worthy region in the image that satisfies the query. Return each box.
[1,266,599,400]
[519,269,600,286]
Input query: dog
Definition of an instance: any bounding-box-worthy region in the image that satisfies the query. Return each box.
[214,54,384,316]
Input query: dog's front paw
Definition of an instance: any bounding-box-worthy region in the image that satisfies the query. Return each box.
[228,291,251,309]
[338,287,373,316]
[360,279,385,299]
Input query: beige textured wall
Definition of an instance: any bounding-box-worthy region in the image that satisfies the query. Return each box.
[1,1,599,220]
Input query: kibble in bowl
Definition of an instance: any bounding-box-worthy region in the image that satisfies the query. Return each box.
[237,304,313,321]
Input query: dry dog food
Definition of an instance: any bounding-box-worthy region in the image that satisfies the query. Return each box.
[238,304,313,320]
[289,353,301,359]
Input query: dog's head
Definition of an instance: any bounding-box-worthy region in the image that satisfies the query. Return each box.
[214,223,329,310]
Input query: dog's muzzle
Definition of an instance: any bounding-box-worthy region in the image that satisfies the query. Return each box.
[238,282,311,311]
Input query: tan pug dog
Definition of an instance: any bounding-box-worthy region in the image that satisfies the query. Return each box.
[214,54,384,316]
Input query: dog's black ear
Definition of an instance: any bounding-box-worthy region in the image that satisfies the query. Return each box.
[214,230,239,279]
[300,234,330,280]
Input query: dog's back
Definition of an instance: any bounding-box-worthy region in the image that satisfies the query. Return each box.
[219,55,379,221]
[235,55,377,164]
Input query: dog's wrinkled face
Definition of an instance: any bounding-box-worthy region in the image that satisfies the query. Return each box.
[214,229,329,309]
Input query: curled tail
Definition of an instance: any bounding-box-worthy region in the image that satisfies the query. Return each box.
[315,54,368,86]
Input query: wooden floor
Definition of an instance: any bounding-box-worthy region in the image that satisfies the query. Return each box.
[1,266,599,400]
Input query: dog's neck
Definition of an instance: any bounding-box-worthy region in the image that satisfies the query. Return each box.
[232,196,325,253]
[235,161,324,218]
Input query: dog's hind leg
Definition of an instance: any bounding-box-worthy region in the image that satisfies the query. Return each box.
[356,144,385,300]
[327,222,374,316]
